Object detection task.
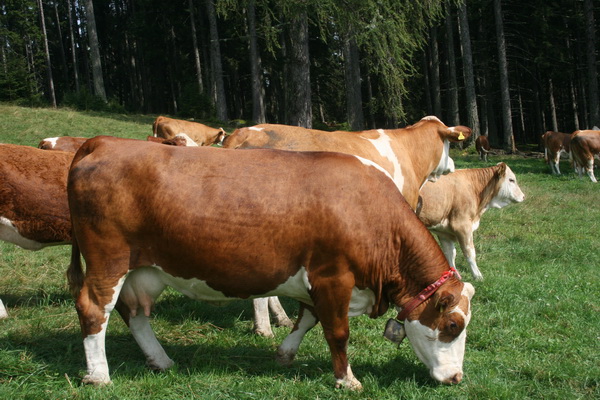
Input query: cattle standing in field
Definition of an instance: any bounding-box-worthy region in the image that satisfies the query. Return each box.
[0,144,74,318]
[222,116,471,211]
[38,136,89,152]
[223,116,471,337]
[570,130,600,182]
[67,136,475,388]
[417,163,525,281]
[541,131,573,175]
[475,135,491,162]
[153,116,226,146]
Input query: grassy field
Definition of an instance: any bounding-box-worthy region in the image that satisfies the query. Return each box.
[0,104,598,399]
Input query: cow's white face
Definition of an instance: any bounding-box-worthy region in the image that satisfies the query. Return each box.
[489,165,525,209]
[403,282,475,384]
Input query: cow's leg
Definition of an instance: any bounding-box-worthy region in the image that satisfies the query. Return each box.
[455,230,483,280]
[252,298,273,337]
[437,234,458,267]
[585,159,597,182]
[276,303,318,366]
[552,153,561,175]
[0,298,8,319]
[76,274,127,385]
[117,267,173,371]
[312,275,362,390]
[268,296,294,328]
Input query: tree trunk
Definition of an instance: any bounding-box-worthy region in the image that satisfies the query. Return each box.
[83,0,106,101]
[67,0,80,92]
[428,26,442,118]
[53,2,69,90]
[445,5,459,126]
[285,6,311,128]
[206,0,228,121]
[37,0,56,107]
[189,0,204,94]
[548,79,558,131]
[584,0,599,127]
[458,2,480,140]
[493,0,515,152]
[343,32,363,130]
[571,79,580,130]
[247,0,265,124]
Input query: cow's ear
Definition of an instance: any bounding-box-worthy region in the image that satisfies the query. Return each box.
[444,126,472,142]
[435,292,455,312]
[496,162,507,176]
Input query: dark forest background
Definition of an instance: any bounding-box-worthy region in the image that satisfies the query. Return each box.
[1,0,599,150]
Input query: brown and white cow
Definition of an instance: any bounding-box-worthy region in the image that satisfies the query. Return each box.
[145,133,198,147]
[570,130,600,182]
[475,135,491,162]
[38,136,89,152]
[153,116,226,146]
[417,163,525,280]
[0,144,74,318]
[67,136,475,388]
[541,130,573,175]
[222,116,471,211]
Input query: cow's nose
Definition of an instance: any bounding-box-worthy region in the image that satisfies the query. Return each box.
[445,372,463,385]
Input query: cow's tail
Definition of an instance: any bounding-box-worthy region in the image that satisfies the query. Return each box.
[67,235,84,298]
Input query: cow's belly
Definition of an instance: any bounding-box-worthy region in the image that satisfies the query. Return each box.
[0,216,48,250]
[122,265,376,316]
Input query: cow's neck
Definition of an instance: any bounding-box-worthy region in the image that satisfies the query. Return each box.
[471,167,501,216]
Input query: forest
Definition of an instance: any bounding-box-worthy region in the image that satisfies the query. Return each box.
[1,0,599,150]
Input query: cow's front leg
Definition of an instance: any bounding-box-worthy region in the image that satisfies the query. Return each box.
[276,303,318,365]
[77,276,127,385]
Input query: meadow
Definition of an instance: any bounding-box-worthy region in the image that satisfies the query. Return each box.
[0,104,598,399]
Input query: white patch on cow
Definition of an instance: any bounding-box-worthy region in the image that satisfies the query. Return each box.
[348,287,376,316]
[0,216,46,251]
[354,156,394,181]
[249,126,264,131]
[403,284,473,384]
[129,314,174,370]
[429,140,452,181]
[42,137,59,148]
[361,130,404,192]
[82,276,126,384]
[0,298,8,319]
[277,307,318,365]
[335,365,363,390]
[488,166,525,209]
[174,133,199,147]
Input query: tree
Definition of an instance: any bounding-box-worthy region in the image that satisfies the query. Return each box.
[343,32,364,130]
[83,0,106,101]
[444,4,459,126]
[493,0,515,152]
[188,0,204,95]
[206,0,228,121]
[584,0,599,127]
[457,1,479,140]
[37,0,56,107]
[247,0,266,124]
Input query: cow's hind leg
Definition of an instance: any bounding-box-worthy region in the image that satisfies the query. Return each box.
[253,298,274,337]
[585,159,597,182]
[117,267,174,371]
[276,303,318,365]
[268,297,293,328]
[455,230,483,280]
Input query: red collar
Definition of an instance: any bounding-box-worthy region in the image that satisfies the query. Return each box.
[397,267,462,321]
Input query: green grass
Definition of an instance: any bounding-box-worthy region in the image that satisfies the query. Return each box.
[0,104,598,399]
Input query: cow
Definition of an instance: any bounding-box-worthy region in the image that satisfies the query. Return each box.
[222,116,471,212]
[0,144,74,318]
[145,133,198,147]
[475,135,491,162]
[67,136,475,388]
[38,136,88,152]
[570,130,600,182]
[153,116,226,146]
[222,116,471,336]
[417,163,525,281]
[541,131,573,175]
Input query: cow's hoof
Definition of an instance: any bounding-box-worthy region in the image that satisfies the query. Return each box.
[147,357,175,371]
[275,349,296,366]
[275,318,294,329]
[335,376,363,391]
[254,327,275,338]
[82,374,111,386]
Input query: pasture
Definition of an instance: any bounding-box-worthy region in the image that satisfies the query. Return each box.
[0,104,598,399]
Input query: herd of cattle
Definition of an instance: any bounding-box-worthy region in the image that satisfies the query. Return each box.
[10,112,595,390]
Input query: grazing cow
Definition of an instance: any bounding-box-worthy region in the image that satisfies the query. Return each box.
[153,116,226,146]
[541,131,573,175]
[223,116,471,336]
[475,135,491,162]
[0,144,74,318]
[38,136,88,152]
[67,136,475,388]
[417,163,525,280]
[222,116,471,211]
[570,130,600,182]
[145,134,198,147]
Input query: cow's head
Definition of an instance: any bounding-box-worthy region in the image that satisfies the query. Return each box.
[489,162,525,208]
[421,116,471,181]
[385,278,475,384]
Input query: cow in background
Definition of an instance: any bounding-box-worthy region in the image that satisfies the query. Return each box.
[541,130,573,175]
[38,136,88,152]
[417,163,525,280]
[475,135,491,162]
[153,116,226,146]
[570,130,600,182]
